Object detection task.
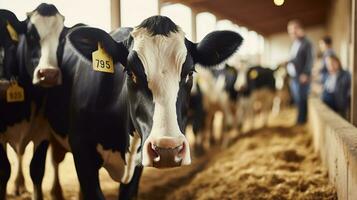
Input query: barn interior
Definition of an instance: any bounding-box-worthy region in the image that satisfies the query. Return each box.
[0,0,357,199]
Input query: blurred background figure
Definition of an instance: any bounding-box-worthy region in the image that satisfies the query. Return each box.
[287,20,314,125]
[319,36,336,84]
[322,54,351,118]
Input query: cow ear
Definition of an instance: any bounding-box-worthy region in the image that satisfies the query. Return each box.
[190,31,243,67]
[0,9,26,45]
[0,9,26,32]
[68,27,128,66]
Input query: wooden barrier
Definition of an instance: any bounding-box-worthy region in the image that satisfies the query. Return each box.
[309,98,357,200]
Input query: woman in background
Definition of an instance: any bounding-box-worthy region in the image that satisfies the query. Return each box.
[322,54,351,118]
[318,36,336,84]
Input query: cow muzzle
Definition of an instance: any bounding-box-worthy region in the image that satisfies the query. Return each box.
[33,67,62,87]
[143,136,191,168]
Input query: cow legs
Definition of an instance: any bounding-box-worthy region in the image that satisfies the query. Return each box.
[14,153,27,195]
[235,103,245,134]
[70,139,104,200]
[203,111,215,149]
[118,166,143,200]
[209,111,216,146]
[249,108,255,131]
[50,139,66,200]
[192,108,205,156]
[220,114,229,148]
[30,140,49,200]
[0,144,11,200]
[263,104,271,127]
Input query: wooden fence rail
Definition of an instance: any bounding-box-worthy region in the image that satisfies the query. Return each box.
[309,98,357,200]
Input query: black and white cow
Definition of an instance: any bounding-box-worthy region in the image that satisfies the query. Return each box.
[0,5,81,200]
[235,65,276,129]
[272,63,292,114]
[189,64,239,150]
[187,77,205,154]
[22,14,242,199]
[0,10,27,199]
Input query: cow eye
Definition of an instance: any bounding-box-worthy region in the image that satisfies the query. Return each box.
[128,71,137,84]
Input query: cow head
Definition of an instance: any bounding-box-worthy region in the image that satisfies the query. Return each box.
[17,3,64,87]
[69,16,243,168]
[274,64,288,90]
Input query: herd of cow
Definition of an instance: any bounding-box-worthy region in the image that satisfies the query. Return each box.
[187,62,291,152]
[0,3,292,200]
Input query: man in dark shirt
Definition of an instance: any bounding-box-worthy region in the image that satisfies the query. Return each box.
[287,20,314,124]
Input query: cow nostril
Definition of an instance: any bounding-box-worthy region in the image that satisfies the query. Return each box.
[175,143,185,162]
[177,143,184,155]
[38,69,44,77]
[149,141,185,164]
[149,143,160,162]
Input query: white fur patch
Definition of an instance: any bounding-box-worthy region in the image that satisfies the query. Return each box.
[96,144,125,182]
[131,27,191,166]
[29,11,64,85]
[235,64,248,91]
[0,103,51,153]
[96,132,141,183]
[195,66,233,126]
[274,67,287,90]
[122,132,141,183]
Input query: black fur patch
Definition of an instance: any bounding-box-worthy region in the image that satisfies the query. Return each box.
[34,3,59,16]
[137,15,178,37]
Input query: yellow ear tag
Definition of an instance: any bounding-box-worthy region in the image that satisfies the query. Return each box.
[6,80,24,103]
[249,70,258,80]
[92,43,114,74]
[6,21,19,42]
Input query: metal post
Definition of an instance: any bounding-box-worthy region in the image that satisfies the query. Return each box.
[191,9,197,42]
[158,0,162,15]
[351,0,357,125]
[110,0,121,30]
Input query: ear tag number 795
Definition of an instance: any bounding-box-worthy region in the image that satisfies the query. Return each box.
[92,43,114,74]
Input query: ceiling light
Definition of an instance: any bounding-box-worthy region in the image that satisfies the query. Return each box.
[274,0,285,6]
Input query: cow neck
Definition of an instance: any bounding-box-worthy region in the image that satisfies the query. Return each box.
[16,34,47,114]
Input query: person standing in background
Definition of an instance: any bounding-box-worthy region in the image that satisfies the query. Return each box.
[287,20,314,125]
[319,36,336,84]
[322,55,351,118]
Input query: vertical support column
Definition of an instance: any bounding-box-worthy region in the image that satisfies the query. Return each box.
[110,0,121,31]
[191,9,197,43]
[158,0,162,15]
[351,0,357,125]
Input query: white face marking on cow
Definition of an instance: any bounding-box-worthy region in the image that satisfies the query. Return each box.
[29,11,64,85]
[131,27,191,166]
[96,132,141,183]
[195,66,226,103]
[274,67,287,90]
[235,64,249,91]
